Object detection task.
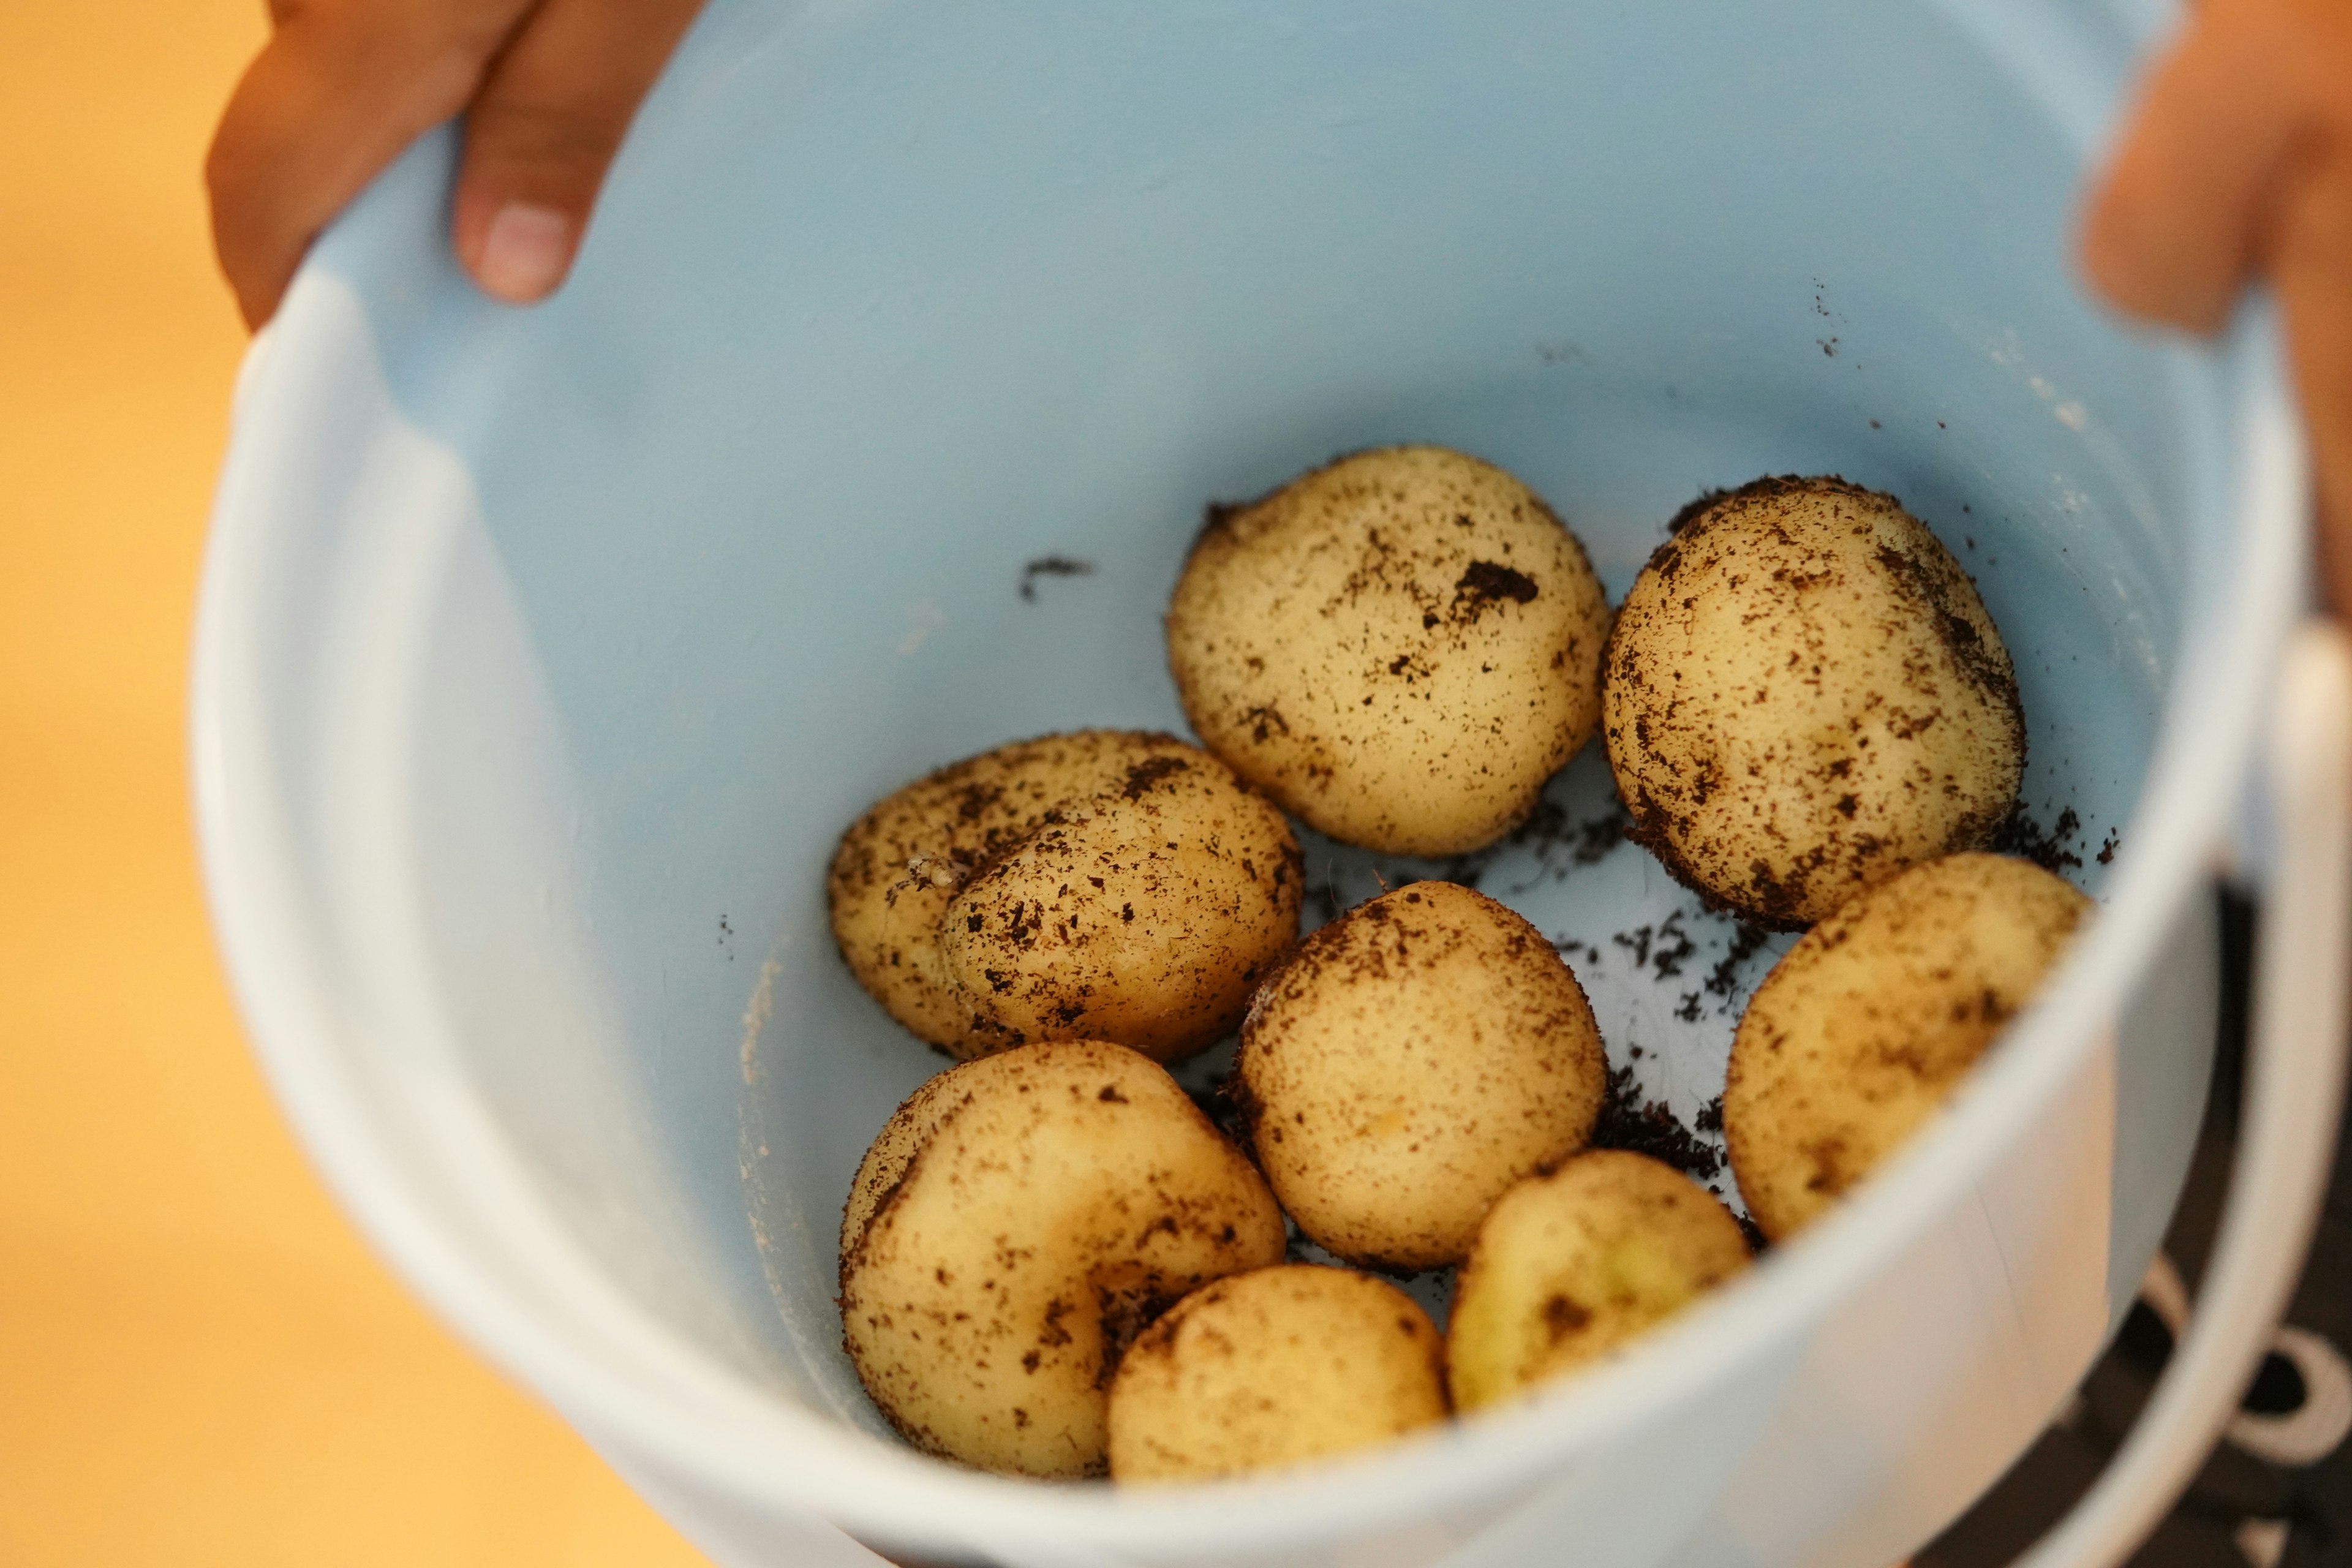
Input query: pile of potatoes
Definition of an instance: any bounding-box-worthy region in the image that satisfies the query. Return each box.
[822,451,2092,1485]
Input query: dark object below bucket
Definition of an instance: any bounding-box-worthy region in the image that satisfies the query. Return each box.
[1926,892,2352,1568]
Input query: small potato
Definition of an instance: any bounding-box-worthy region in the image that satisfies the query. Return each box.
[1237,881,1607,1270]
[1169,447,1611,856]
[939,745,1305,1062]
[840,1041,1287,1479]
[1603,476,2024,929]
[828,730,1302,1062]
[1447,1151,1751,1412]
[1107,1265,1449,1483]
[1725,853,2092,1240]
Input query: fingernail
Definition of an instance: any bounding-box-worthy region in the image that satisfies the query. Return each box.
[476,203,575,303]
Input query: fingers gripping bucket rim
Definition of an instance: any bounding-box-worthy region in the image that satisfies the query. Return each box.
[192,2,2310,1563]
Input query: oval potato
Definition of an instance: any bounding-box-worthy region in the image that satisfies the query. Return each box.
[1169,447,1611,856]
[1725,852,2092,1240]
[1602,476,2024,928]
[1237,881,1606,1270]
[1447,1150,1751,1412]
[1107,1265,1448,1483]
[827,731,1302,1062]
[939,744,1303,1062]
[839,1041,1287,1479]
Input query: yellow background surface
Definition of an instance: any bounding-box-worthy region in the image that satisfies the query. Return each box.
[0,6,707,1563]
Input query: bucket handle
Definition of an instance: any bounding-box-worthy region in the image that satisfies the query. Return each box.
[2009,619,2352,1568]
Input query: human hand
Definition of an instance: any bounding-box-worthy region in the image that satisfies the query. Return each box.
[2082,0,2352,609]
[206,0,706,330]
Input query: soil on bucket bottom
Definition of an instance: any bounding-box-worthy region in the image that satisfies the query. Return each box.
[1591,1062,1721,1183]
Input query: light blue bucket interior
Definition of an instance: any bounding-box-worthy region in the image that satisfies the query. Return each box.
[305,0,2241,1451]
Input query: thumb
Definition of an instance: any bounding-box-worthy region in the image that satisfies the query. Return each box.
[2078,0,2304,332]
[451,0,705,304]
[2273,146,2352,612]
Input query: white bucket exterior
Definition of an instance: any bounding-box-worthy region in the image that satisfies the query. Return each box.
[193,2,2315,1566]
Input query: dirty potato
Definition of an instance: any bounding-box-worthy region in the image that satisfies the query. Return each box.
[827,730,1302,1062]
[1168,447,1611,856]
[1602,476,2024,929]
[1107,1265,1449,1483]
[938,745,1305,1062]
[840,1041,1287,1479]
[1447,1150,1751,1412]
[828,731,1174,1055]
[1237,881,1607,1270]
[1725,852,2092,1241]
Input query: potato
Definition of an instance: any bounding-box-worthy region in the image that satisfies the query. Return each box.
[1106,1265,1449,1483]
[1168,447,1611,856]
[1237,881,1606,1270]
[938,744,1305,1062]
[1602,476,2024,929]
[839,1041,1287,1479]
[1447,1151,1751,1412]
[827,730,1302,1062]
[1725,852,2092,1240]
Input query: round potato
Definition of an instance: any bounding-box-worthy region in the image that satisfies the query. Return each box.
[1447,1151,1751,1412]
[828,730,1302,1062]
[1107,1265,1449,1483]
[840,1041,1287,1479]
[1725,852,2092,1240]
[1602,476,2024,929]
[938,744,1305,1061]
[1237,881,1607,1270]
[1169,447,1611,856]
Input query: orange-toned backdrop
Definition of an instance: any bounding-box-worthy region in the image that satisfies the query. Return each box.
[0,7,707,1563]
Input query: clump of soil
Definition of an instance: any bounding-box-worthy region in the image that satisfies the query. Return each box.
[1184,1074,1252,1149]
[1017,556,1095,601]
[1591,1061,1722,1183]
[1610,911,1698,980]
[1705,922,1773,1000]
[1298,791,1628,922]
[1438,793,1627,892]
[1994,804,2084,874]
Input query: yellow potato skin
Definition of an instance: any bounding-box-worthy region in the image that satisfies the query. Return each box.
[1447,1151,1751,1412]
[827,731,1301,1062]
[1168,447,1611,856]
[1602,476,2024,929]
[1237,881,1606,1271]
[1725,853,2092,1241]
[1107,1266,1449,1483]
[939,745,1303,1063]
[839,1061,981,1262]
[839,1041,1286,1480]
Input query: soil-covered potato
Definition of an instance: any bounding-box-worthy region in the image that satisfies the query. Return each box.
[827,730,1303,1062]
[1168,447,1611,856]
[1725,852,2092,1240]
[938,746,1305,1061]
[839,1041,1287,1479]
[1237,881,1607,1270]
[1106,1265,1449,1483]
[1602,476,2024,929]
[1447,1151,1751,1412]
